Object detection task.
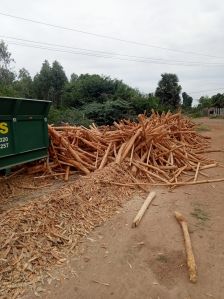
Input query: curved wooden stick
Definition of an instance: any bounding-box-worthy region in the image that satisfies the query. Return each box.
[175,211,197,283]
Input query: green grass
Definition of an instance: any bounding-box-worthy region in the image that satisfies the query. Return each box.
[209,115,224,119]
[191,207,209,222]
[190,112,203,118]
[196,124,210,132]
[156,254,168,263]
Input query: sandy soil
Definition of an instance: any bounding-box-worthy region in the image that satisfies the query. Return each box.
[18,118,224,299]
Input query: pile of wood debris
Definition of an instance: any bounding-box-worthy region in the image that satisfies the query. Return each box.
[30,112,217,186]
[0,164,136,298]
[0,112,222,298]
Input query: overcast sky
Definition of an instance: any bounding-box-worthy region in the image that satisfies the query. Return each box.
[1,0,224,102]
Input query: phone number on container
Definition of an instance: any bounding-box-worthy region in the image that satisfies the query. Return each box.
[0,137,9,149]
[0,137,8,143]
[0,143,9,149]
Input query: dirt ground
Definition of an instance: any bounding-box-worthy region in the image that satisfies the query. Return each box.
[5,118,224,299]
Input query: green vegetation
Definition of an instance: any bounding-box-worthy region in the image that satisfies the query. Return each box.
[156,254,168,263]
[0,40,223,125]
[198,94,224,109]
[182,92,193,110]
[196,124,210,132]
[155,73,182,109]
[0,41,162,125]
[209,115,224,119]
[191,207,209,222]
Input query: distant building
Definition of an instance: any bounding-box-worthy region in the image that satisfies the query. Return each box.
[207,107,224,117]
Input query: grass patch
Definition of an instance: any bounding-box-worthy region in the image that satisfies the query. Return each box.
[191,207,209,222]
[196,124,210,132]
[209,115,224,119]
[156,254,168,263]
[189,112,203,118]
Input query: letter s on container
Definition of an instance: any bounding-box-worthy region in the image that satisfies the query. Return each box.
[0,122,9,134]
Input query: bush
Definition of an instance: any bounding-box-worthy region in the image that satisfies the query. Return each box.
[48,107,92,126]
[82,99,132,125]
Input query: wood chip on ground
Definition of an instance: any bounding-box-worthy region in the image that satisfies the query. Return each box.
[0,112,222,298]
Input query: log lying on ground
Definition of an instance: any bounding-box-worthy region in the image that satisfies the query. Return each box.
[32,112,216,186]
[175,211,197,283]
[132,191,156,227]
[99,176,224,187]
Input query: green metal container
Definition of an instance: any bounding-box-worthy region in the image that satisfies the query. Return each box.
[0,96,51,170]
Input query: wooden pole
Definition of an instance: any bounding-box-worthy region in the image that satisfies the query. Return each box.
[100,177,224,187]
[132,191,156,228]
[64,166,70,181]
[175,211,197,283]
[99,142,112,170]
[194,162,200,182]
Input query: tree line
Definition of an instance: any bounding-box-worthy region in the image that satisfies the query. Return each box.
[197,94,224,109]
[1,40,223,124]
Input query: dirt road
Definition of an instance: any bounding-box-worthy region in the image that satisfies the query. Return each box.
[22,118,224,299]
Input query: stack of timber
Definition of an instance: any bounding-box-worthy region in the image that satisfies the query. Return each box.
[30,112,216,185]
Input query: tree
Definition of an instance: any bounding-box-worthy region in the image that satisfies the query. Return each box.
[198,96,212,108]
[14,68,34,98]
[155,73,182,109]
[211,93,224,108]
[51,61,67,107]
[33,60,67,106]
[70,73,78,83]
[0,41,15,91]
[33,60,52,101]
[130,94,159,115]
[63,74,117,107]
[0,40,14,68]
[182,92,193,109]
[83,99,131,125]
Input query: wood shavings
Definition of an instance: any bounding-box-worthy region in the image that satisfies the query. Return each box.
[0,112,221,298]
[0,164,135,298]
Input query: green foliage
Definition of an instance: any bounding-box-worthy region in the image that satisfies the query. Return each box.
[51,61,67,107]
[33,60,67,107]
[191,207,209,222]
[196,124,210,132]
[70,73,78,83]
[0,40,14,67]
[196,93,224,112]
[155,73,182,109]
[82,99,132,125]
[48,107,92,126]
[198,96,212,108]
[0,39,159,125]
[210,93,224,108]
[13,68,34,98]
[182,92,193,109]
[0,85,17,97]
[3,39,223,126]
[0,68,15,86]
[0,41,15,90]
[63,74,118,107]
[62,73,160,124]
[130,95,160,115]
[187,108,203,118]
[33,60,52,101]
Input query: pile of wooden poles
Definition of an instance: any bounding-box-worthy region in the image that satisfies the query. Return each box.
[29,112,215,185]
